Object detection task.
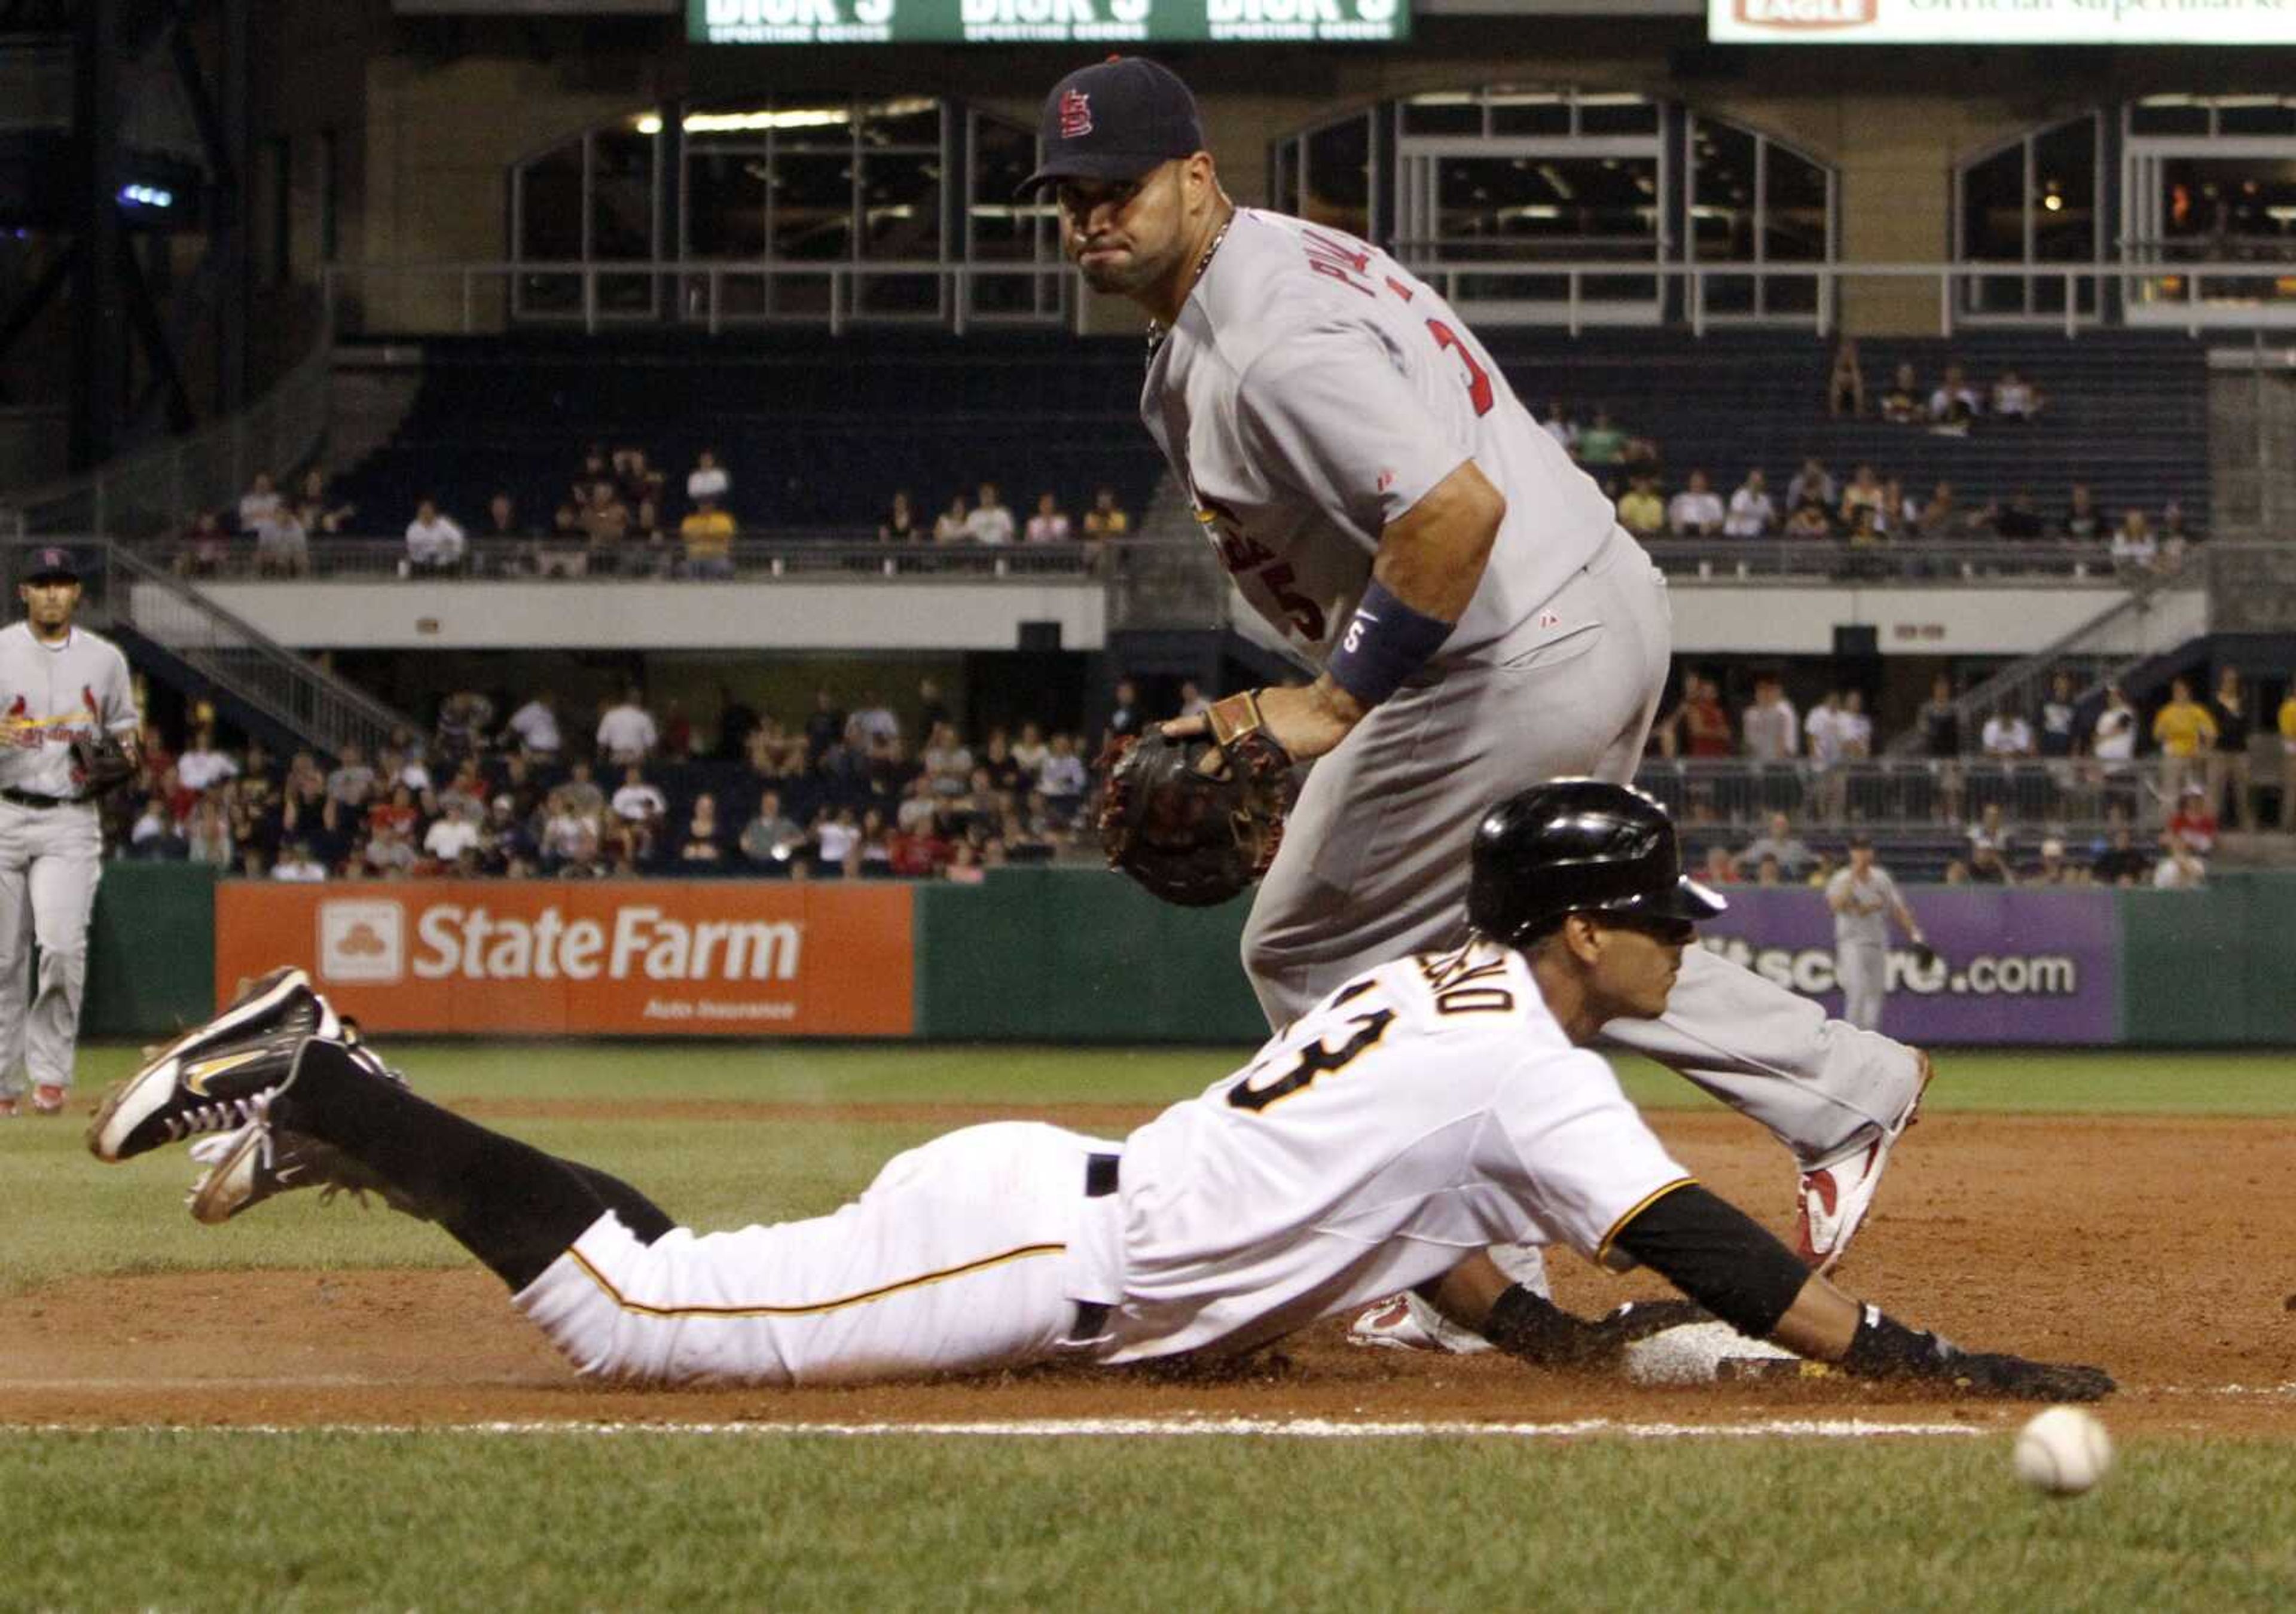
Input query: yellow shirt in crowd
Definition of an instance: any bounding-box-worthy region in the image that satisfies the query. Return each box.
[2151,698,2218,758]
[1617,488,1665,536]
[2280,694,2296,749]
[680,508,735,561]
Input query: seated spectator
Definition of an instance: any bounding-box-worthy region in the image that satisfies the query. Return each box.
[1991,369,2042,421]
[1843,505,1883,551]
[1928,363,1980,430]
[1839,464,1885,528]
[1825,337,1865,418]
[405,499,467,575]
[237,471,283,535]
[686,448,731,509]
[1723,469,1775,537]
[880,491,921,543]
[1038,732,1088,818]
[680,496,737,579]
[1741,675,1799,763]
[1995,489,2045,541]
[1682,673,1733,757]
[2159,502,2196,548]
[1754,855,1784,888]
[2026,837,2073,885]
[271,839,329,882]
[255,502,311,579]
[597,687,658,766]
[185,797,234,866]
[423,799,484,865]
[934,493,970,543]
[326,744,378,810]
[1968,802,2013,857]
[1666,470,1724,537]
[177,729,239,794]
[2166,781,2219,854]
[1784,498,1833,540]
[1739,811,1815,878]
[1915,481,1960,539]
[179,511,230,577]
[1980,702,2035,759]
[1967,840,2014,885]
[2110,509,2158,574]
[966,482,1016,546]
[1575,409,1628,467]
[1785,457,1836,513]
[2153,829,2206,889]
[815,806,862,875]
[1699,845,1739,887]
[1616,473,1664,539]
[1876,476,1916,539]
[1879,363,1923,424]
[611,764,667,827]
[1081,487,1131,538]
[1024,491,1072,544]
[739,790,805,869]
[2061,482,2102,542]
[504,690,562,759]
[482,491,528,542]
[616,445,666,528]
[360,820,418,878]
[2090,825,2151,885]
[580,481,632,575]
[298,469,355,535]
[680,793,727,865]
[922,722,975,797]
[1540,400,1578,456]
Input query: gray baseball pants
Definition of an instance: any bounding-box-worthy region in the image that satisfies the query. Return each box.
[0,797,103,1098]
[1836,941,1888,1032]
[1244,525,1920,1164]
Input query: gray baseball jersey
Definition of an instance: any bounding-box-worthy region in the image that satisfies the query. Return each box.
[0,622,139,794]
[1827,866,1901,948]
[1142,209,1616,667]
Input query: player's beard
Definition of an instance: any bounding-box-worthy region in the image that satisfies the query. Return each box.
[1072,235,1181,300]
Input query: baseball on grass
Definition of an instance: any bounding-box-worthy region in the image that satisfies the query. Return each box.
[2013,1406,2113,1497]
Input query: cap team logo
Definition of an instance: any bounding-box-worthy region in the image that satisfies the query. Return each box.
[1059,88,1093,139]
[1731,0,1875,26]
[318,899,405,984]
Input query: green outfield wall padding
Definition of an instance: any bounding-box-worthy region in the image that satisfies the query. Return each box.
[2120,872,2296,1047]
[917,867,1268,1042]
[84,861,218,1038]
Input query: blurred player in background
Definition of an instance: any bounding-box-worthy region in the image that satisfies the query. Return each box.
[1029,57,1928,1349]
[1826,836,1928,1033]
[0,546,140,1115]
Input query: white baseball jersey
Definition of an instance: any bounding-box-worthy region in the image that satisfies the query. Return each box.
[1088,938,1692,1361]
[1142,210,1618,667]
[0,623,138,797]
[1828,865,1901,948]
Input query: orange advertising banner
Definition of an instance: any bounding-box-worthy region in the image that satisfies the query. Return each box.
[214,881,914,1037]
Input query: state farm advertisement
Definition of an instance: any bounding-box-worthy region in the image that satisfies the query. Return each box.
[215,881,914,1037]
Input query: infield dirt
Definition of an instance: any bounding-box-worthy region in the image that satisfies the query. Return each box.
[5,1108,2292,1437]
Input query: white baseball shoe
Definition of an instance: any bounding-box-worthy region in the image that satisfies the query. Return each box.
[1794,1050,1934,1274]
[30,1083,66,1115]
[1346,1293,1495,1355]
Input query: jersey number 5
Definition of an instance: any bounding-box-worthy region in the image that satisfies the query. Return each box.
[1425,320,1494,418]
[1228,1008,1396,1114]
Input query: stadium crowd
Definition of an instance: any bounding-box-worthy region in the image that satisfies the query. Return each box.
[115,681,1103,885]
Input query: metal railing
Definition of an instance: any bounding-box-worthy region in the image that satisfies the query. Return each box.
[320,256,2296,340]
[1636,757,2173,835]
[97,544,417,760]
[130,531,2157,589]
[0,339,335,542]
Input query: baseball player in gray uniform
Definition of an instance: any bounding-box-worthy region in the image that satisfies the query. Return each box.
[1026,59,1928,1345]
[1827,837,1926,1033]
[0,546,140,1115]
[87,781,2108,1404]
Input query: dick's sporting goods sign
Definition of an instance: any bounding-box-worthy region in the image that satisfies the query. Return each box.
[691,0,1406,43]
[1710,0,2296,44]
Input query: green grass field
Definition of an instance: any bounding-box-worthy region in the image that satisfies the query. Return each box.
[5,1043,2292,1610]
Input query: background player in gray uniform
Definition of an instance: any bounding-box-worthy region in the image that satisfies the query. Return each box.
[1827,837,1926,1033]
[1025,60,1926,1338]
[88,782,2107,1405]
[0,546,140,1115]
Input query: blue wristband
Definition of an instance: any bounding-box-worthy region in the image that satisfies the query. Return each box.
[1326,580,1455,708]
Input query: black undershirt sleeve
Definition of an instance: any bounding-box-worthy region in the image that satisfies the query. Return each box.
[1608,1184,1813,1341]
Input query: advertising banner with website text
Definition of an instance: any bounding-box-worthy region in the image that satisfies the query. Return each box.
[1694,886,2119,1045]
[215,881,914,1037]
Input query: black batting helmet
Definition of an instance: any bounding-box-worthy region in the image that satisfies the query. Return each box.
[1467,779,1726,949]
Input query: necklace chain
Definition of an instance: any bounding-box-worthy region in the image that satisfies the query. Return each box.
[1146,210,1235,357]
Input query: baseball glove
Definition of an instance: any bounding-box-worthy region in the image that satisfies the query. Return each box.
[69,728,137,799]
[1098,690,1297,908]
[1912,940,1940,970]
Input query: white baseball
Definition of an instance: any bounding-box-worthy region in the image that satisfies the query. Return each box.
[2013,1406,2113,1497]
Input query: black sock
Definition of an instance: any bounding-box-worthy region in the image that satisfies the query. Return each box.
[274,1042,674,1290]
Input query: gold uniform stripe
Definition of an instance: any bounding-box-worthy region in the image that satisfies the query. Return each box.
[1595,1176,1699,1265]
[567,1240,1068,1319]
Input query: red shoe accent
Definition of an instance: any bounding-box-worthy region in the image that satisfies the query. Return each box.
[30,1083,65,1115]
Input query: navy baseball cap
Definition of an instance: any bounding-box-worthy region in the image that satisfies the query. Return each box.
[1019,57,1207,196]
[22,545,81,583]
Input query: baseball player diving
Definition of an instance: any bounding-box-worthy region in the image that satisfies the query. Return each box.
[0,546,139,1116]
[88,781,2108,1402]
[1035,58,1928,1348]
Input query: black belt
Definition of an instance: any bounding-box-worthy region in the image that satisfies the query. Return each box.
[0,788,75,809]
[1068,1153,1121,1341]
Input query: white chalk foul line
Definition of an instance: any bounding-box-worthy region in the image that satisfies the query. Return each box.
[0,1416,1984,1441]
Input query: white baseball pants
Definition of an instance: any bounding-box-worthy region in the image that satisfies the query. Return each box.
[1836,941,1889,1032]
